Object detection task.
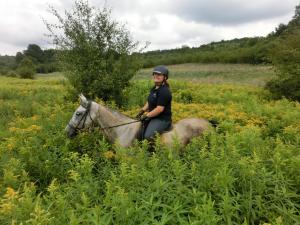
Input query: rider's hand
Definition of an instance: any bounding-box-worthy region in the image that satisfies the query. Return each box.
[136,109,145,119]
[140,114,150,122]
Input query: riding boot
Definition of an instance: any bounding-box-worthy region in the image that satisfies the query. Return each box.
[137,120,149,141]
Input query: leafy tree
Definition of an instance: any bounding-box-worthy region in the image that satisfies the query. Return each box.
[17,57,36,79]
[24,44,45,63]
[265,4,300,101]
[45,0,140,105]
[294,4,300,18]
[15,52,24,64]
[16,44,59,74]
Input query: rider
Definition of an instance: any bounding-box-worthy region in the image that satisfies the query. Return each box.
[136,65,172,141]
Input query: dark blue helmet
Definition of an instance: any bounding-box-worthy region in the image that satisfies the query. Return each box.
[153,65,169,79]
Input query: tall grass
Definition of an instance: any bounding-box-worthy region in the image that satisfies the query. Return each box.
[0,66,299,224]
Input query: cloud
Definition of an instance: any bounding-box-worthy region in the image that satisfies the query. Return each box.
[0,0,298,55]
[0,0,62,55]
[168,0,298,25]
[104,0,298,25]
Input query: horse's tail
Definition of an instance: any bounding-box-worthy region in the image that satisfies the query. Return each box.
[208,119,219,128]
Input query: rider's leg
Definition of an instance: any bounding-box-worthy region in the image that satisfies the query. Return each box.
[143,118,171,141]
[136,120,150,141]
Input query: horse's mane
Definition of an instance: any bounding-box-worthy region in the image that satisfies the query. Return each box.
[102,105,134,121]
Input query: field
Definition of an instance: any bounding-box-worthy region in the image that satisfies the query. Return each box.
[135,63,275,86]
[0,64,299,225]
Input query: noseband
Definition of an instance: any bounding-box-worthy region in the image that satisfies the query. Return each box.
[68,101,96,132]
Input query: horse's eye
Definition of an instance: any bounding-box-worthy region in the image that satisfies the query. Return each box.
[76,112,81,116]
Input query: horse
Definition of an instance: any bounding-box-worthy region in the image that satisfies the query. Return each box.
[65,94,215,148]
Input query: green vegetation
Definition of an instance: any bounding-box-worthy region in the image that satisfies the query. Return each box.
[0,44,59,77]
[1,3,299,102]
[135,63,275,86]
[138,37,273,68]
[265,5,300,101]
[0,66,299,224]
[45,0,140,106]
[17,57,36,79]
[0,55,16,75]
[0,2,299,222]
[16,44,59,74]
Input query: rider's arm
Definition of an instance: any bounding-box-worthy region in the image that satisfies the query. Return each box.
[147,106,164,118]
[142,102,149,112]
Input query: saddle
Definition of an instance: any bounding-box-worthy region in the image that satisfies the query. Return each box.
[139,122,173,140]
[164,123,173,132]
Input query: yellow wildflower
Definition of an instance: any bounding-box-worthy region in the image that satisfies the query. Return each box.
[28,125,41,131]
[4,187,18,199]
[7,143,14,151]
[0,202,13,215]
[31,115,39,121]
[9,127,19,132]
[103,150,115,159]
[47,178,59,193]
[68,170,80,181]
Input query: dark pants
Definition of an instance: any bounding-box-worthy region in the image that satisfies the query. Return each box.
[137,118,171,141]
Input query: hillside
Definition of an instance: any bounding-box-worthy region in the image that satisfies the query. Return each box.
[138,36,273,67]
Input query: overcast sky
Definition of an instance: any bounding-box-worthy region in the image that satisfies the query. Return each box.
[0,0,299,55]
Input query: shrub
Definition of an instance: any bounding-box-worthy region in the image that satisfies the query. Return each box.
[46,0,140,106]
[265,4,300,101]
[17,57,35,79]
[6,70,18,78]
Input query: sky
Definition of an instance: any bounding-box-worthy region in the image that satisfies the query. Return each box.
[0,0,299,55]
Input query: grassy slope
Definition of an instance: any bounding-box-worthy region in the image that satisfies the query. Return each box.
[135,63,275,86]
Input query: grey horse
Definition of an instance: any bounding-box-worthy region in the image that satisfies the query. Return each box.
[65,94,214,148]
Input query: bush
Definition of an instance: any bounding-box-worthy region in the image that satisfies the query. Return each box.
[6,70,18,78]
[266,75,300,100]
[17,57,35,79]
[265,5,300,101]
[46,0,140,106]
[0,68,8,76]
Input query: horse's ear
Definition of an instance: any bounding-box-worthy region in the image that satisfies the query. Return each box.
[79,94,88,108]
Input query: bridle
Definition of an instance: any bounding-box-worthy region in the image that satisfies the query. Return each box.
[67,101,95,132]
[68,100,140,133]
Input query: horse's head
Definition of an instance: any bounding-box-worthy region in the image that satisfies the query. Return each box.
[65,94,98,138]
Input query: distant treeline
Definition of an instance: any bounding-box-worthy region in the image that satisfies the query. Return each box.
[136,33,286,68]
[0,55,16,74]
[0,44,59,76]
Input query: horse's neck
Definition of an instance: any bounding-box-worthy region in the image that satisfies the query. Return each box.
[95,103,141,147]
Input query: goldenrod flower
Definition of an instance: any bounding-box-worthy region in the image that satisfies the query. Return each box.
[103,151,115,159]
[4,187,18,199]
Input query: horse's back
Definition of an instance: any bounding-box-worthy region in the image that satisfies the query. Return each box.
[161,118,210,147]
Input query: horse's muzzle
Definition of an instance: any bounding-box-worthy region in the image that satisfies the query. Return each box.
[65,125,77,138]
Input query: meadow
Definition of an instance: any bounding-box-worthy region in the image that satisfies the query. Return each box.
[135,63,275,86]
[0,64,299,225]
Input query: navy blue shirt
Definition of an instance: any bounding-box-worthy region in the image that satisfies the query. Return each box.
[147,84,172,121]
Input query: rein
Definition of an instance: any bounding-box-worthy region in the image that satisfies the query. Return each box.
[99,120,140,130]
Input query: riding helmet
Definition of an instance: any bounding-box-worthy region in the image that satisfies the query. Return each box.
[153,65,169,80]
